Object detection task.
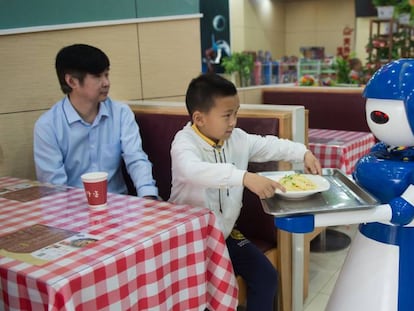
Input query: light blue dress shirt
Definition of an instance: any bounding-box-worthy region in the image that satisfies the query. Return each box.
[34,96,158,197]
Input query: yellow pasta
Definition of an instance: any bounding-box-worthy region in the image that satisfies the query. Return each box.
[279,173,317,191]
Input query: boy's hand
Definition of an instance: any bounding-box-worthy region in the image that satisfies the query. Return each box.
[243,172,286,199]
[303,150,322,175]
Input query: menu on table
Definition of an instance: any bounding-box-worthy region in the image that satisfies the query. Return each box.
[0,182,68,202]
[0,224,100,265]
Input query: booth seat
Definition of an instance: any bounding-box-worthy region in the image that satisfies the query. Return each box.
[262,86,370,132]
[127,103,320,311]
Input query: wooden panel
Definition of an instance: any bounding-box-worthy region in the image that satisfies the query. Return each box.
[263,85,364,94]
[0,111,45,179]
[144,96,186,102]
[129,101,295,171]
[138,18,201,99]
[0,24,142,114]
[0,17,202,182]
[128,102,293,139]
[238,87,262,104]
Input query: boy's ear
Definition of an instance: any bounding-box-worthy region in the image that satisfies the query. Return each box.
[192,111,205,126]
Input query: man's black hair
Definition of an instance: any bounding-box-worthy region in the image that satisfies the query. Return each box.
[55,44,110,94]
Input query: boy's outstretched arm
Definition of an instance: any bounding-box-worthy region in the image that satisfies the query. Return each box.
[243,172,286,199]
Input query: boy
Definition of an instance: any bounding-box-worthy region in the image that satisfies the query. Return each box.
[169,73,321,310]
[34,44,158,199]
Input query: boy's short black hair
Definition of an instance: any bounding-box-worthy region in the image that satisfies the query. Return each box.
[55,44,110,94]
[185,73,237,116]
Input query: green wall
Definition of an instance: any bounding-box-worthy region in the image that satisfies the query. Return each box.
[0,0,199,30]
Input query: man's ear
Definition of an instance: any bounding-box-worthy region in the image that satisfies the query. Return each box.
[192,111,205,127]
[65,73,78,89]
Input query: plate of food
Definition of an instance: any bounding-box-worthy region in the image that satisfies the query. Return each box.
[268,173,330,199]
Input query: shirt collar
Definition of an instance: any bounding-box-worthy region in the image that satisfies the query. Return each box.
[191,123,224,149]
[63,96,109,125]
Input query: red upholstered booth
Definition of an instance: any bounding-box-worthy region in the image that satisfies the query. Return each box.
[133,112,280,252]
[262,86,370,132]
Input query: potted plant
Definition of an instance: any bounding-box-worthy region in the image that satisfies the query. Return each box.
[372,0,398,19]
[221,52,254,87]
[396,0,412,24]
[334,56,351,84]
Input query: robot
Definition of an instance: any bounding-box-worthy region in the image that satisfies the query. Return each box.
[326,59,414,311]
[276,59,414,311]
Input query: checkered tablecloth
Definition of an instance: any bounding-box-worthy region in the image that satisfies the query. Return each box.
[308,128,376,175]
[0,177,238,311]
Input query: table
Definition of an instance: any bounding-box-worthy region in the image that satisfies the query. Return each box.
[308,128,376,175]
[0,177,238,311]
[308,129,375,252]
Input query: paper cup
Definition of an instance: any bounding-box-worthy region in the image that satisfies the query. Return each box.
[81,172,108,208]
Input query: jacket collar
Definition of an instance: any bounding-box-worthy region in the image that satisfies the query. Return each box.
[191,123,224,149]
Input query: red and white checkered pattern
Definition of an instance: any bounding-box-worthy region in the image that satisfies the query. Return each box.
[308,129,376,175]
[0,177,238,311]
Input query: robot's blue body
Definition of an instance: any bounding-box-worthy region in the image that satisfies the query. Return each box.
[278,60,414,310]
[330,60,414,310]
[353,148,414,310]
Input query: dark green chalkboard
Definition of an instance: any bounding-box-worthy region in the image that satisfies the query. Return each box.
[0,0,199,30]
[136,0,199,18]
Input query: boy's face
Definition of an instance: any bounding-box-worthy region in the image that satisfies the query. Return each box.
[194,95,240,143]
[68,69,110,104]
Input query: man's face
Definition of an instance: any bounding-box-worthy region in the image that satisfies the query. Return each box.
[71,69,110,104]
[195,95,240,143]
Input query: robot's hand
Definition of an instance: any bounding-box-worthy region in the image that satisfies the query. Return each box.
[389,184,414,225]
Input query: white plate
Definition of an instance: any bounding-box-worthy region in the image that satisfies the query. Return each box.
[266,173,330,199]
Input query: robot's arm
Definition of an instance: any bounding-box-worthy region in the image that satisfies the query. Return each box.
[275,161,414,232]
[389,185,414,225]
[388,169,414,225]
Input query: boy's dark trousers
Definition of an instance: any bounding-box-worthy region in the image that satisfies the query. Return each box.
[226,230,278,311]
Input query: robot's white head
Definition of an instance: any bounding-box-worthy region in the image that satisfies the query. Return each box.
[364,59,414,146]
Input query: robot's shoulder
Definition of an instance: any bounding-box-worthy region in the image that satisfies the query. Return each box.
[371,141,387,153]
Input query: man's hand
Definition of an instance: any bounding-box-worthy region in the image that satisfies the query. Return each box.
[143,195,159,201]
[243,172,286,199]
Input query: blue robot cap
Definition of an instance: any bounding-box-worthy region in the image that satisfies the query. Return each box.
[363,59,414,134]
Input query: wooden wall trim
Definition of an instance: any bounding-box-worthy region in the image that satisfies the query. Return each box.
[0,14,202,36]
[0,17,201,179]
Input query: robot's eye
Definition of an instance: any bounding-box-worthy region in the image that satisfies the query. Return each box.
[370,110,389,124]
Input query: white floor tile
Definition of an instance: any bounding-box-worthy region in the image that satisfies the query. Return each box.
[304,293,330,311]
[303,224,358,311]
[320,270,340,295]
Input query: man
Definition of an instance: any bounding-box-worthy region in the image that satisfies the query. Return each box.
[34,44,158,198]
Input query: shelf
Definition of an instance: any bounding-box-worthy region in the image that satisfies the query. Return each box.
[296,58,336,81]
[368,18,414,66]
[278,61,298,83]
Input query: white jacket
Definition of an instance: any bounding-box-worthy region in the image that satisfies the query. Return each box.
[169,122,308,238]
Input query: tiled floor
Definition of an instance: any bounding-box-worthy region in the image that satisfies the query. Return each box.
[303,224,358,311]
